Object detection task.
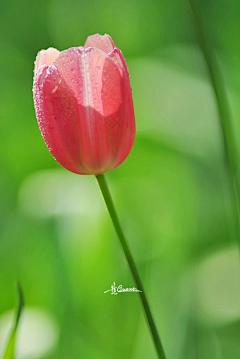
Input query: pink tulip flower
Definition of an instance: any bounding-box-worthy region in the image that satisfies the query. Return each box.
[33,34,136,175]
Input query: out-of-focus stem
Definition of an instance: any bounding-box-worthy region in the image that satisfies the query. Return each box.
[96,174,167,359]
[2,282,24,359]
[188,0,240,243]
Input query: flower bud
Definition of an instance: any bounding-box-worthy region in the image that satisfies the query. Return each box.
[33,34,135,175]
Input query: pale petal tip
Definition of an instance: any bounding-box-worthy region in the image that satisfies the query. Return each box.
[84,33,116,54]
[34,47,60,74]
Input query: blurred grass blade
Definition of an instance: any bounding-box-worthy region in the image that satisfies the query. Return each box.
[188,0,240,245]
[2,282,24,359]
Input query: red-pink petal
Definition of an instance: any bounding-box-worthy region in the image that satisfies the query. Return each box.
[84,34,115,54]
[33,36,135,175]
[104,48,136,171]
[54,47,112,174]
[33,65,90,175]
[34,48,60,74]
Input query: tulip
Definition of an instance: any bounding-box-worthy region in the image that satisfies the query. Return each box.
[33,34,136,175]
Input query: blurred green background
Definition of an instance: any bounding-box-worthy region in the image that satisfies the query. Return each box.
[1,0,240,358]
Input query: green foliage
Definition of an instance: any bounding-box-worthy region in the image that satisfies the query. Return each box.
[2,283,24,359]
[0,0,240,358]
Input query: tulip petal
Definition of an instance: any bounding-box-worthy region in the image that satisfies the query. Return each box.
[55,47,112,174]
[53,47,84,104]
[33,65,90,174]
[33,38,135,175]
[84,34,115,54]
[104,48,136,171]
[34,48,60,74]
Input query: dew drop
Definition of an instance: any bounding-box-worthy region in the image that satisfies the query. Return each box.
[51,86,58,94]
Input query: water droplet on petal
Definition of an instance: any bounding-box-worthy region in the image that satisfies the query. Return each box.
[51,86,58,94]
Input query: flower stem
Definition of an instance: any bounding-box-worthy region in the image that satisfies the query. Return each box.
[188,0,240,243]
[96,174,166,359]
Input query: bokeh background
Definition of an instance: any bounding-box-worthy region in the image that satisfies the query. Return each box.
[1,0,240,358]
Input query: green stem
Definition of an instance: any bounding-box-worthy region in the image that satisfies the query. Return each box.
[2,282,24,359]
[96,174,166,359]
[188,0,240,243]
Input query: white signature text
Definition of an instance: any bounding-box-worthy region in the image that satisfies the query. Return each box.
[104,282,142,295]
